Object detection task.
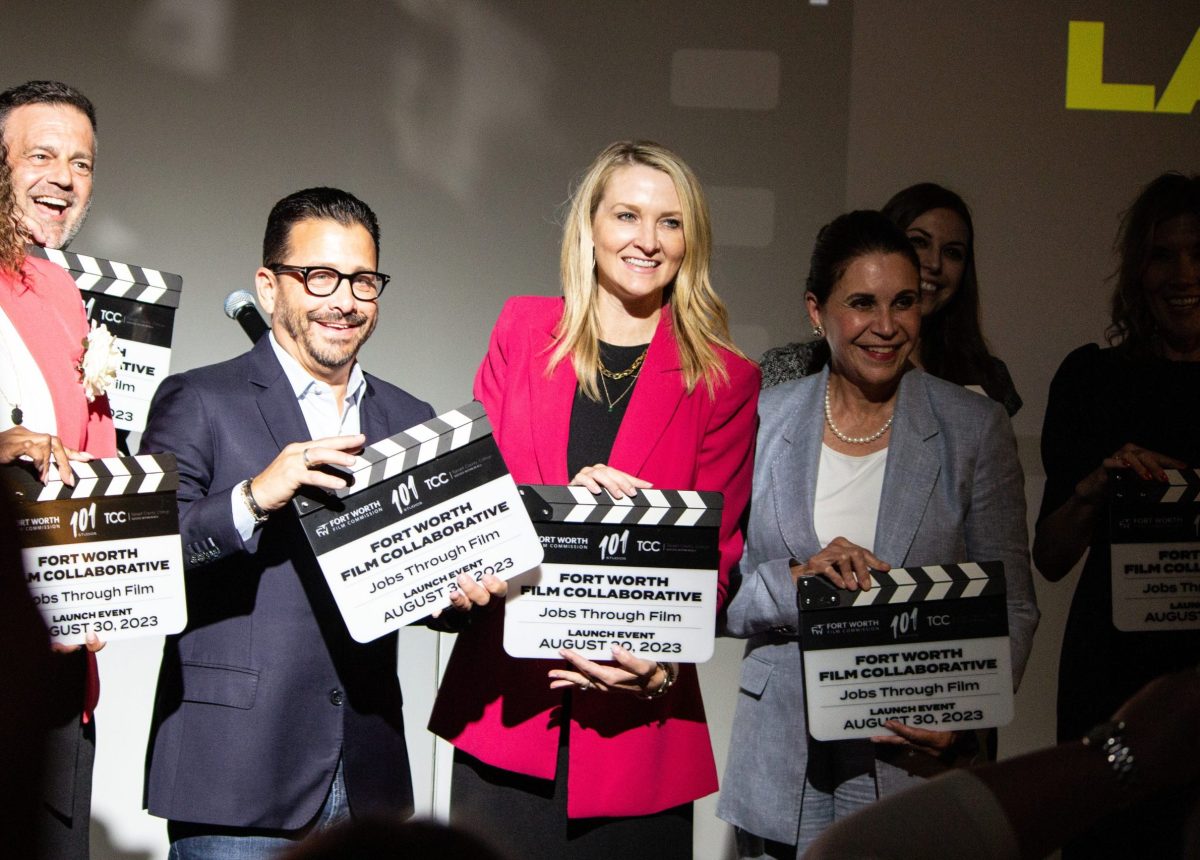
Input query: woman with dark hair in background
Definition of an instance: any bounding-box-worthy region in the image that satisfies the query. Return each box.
[1033,171,1200,859]
[761,183,1021,416]
[429,140,759,859]
[719,210,1037,858]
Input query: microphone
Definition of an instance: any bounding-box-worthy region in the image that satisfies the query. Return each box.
[224,290,269,344]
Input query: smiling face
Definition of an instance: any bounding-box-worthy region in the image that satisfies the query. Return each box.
[255,218,379,383]
[591,164,686,316]
[808,251,921,395]
[1143,212,1200,359]
[904,207,969,316]
[2,103,95,249]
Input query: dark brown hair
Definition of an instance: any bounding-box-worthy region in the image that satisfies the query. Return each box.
[1107,172,1200,355]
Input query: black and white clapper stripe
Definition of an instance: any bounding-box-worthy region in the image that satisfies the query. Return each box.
[799,561,1006,610]
[333,401,493,498]
[28,245,183,307]
[32,453,179,502]
[1113,468,1200,504]
[520,484,723,528]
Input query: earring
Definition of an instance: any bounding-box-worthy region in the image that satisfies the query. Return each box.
[812,324,824,338]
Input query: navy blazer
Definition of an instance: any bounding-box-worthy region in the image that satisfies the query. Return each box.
[718,367,1039,845]
[141,336,434,829]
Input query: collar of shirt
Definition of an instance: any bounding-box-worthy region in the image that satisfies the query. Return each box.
[268,332,366,439]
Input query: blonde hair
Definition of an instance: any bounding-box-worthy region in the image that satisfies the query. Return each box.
[552,140,744,400]
[0,142,23,272]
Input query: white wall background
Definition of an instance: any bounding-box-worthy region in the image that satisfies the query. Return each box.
[4,1,1196,857]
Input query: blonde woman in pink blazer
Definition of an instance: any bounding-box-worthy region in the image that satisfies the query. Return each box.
[430,141,759,858]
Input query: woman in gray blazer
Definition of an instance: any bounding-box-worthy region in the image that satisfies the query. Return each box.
[718,211,1039,858]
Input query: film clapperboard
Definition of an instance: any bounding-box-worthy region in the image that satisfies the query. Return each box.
[1110,469,1200,632]
[29,245,183,433]
[4,454,187,646]
[293,401,543,643]
[504,485,722,662]
[797,562,1013,741]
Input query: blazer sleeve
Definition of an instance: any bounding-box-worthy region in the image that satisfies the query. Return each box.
[723,391,801,638]
[473,298,519,421]
[967,401,1039,688]
[723,554,799,638]
[140,373,248,571]
[698,358,760,611]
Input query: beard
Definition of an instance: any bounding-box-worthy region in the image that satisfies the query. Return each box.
[56,196,93,249]
[274,290,376,370]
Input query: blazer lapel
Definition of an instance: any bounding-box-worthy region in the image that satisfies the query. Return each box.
[608,309,685,478]
[528,318,576,484]
[875,370,940,565]
[247,337,311,450]
[773,368,826,561]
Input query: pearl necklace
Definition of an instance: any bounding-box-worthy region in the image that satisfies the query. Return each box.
[824,385,892,444]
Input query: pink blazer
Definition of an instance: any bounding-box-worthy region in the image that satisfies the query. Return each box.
[0,256,116,457]
[429,295,759,818]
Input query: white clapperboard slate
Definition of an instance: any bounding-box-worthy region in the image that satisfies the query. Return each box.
[3,454,187,646]
[28,245,183,433]
[503,484,721,662]
[292,401,543,643]
[797,562,1013,741]
[1110,469,1200,631]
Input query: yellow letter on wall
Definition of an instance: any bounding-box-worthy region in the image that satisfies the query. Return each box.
[1065,21,1156,112]
[1156,27,1200,114]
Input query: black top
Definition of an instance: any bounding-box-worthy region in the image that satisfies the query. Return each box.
[1038,343,1200,738]
[567,342,648,478]
[1040,343,1200,857]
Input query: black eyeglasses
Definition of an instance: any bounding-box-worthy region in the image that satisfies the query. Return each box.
[268,264,390,301]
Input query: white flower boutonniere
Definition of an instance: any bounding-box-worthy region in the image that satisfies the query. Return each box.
[78,321,122,402]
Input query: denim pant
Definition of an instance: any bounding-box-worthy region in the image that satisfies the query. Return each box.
[167,760,349,860]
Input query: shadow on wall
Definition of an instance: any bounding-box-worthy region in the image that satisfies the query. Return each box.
[93,817,154,860]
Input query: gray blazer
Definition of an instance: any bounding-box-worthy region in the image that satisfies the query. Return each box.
[717,367,1039,845]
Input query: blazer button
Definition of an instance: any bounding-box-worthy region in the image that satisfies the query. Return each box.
[329,689,344,706]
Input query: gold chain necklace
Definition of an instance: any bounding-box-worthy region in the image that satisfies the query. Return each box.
[598,347,648,380]
[599,366,642,412]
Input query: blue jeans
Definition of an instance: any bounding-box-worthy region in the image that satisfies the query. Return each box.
[167,760,350,860]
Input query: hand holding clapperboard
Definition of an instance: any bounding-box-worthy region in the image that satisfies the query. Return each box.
[293,400,724,661]
[4,453,188,646]
[503,484,722,662]
[1110,468,1200,632]
[798,562,1014,741]
[293,401,543,642]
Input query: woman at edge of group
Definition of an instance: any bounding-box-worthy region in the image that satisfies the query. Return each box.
[1032,171,1200,860]
[760,183,1022,417]
[718,210,1038,858]
[428,140,761,857]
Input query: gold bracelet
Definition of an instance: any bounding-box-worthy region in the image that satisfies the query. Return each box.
[639,662,678,699]
[240,479,270,524]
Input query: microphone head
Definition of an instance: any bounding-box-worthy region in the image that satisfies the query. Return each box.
[224,290,258,320]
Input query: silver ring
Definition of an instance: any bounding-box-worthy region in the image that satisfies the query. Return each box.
[302,447,314,469]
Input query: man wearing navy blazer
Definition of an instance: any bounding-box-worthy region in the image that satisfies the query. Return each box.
[141,187,435,857]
